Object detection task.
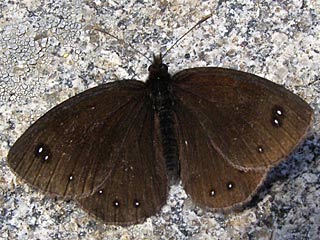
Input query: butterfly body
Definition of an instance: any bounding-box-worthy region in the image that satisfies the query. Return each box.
[147,54,180,183]
[7,54,313,225]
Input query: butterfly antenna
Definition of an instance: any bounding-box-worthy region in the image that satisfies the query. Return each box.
[162,13,213,59]
[92,25,152,63]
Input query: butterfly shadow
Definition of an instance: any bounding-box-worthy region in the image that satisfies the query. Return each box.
[247,133,320,209]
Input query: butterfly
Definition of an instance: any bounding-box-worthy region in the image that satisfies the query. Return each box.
[7,50,313,225]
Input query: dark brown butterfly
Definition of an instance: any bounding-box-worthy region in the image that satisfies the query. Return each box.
[7,52,313,225]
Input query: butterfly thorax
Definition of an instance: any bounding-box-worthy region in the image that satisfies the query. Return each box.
[146,54,180,183]
[146,58,171,111]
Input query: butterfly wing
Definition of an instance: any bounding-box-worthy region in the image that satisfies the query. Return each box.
[77,99,167,225]
[7,80,165,199]
[172,67,313,209]
[174,102,267,209]
[173,68,313,170]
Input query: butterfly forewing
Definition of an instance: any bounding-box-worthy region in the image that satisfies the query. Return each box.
[77,98,168,225]
[172,68,313,170]
[7,81,148,198]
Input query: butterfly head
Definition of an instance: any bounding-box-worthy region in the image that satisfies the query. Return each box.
[147,53,169,79]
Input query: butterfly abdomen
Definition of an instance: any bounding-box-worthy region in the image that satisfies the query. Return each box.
[157,94,180,183]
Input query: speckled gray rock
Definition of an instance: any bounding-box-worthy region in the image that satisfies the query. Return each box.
[0,0,319,239]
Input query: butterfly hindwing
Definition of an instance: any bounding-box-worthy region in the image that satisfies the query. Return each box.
[174,102,267,209]
[77,98,168,225]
